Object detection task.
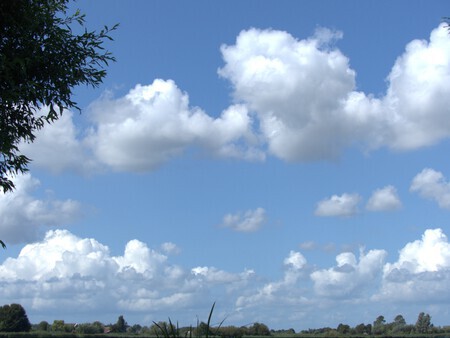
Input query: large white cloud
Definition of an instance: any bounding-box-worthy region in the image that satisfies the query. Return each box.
[315,193,361,217]
[0,229,113,281]
[410,168,450,209]
[20,25,450,174]
[219,27,358,161]
[21,80,263,174]
[219,24,450,161]
[0,174,82,244]
[383,26,450,150]
[376,228,450,303]
[113,239,168,275]
[85,79,262,172]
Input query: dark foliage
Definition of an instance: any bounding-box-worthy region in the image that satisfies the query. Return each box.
[0,0,117,193]
[0,304,31,332]
[444,17,450,31]
[111,315,128,333]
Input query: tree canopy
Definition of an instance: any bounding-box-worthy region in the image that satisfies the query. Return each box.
[415,312,432,334]
[0,303,31,332]
[112,315,127,333]
[0,0,117,193]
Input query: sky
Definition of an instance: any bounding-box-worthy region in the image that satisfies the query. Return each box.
[1,0,450,331]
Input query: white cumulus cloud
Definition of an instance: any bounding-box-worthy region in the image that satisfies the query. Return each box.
[385,228,450,274]
[191,266,253,285]
[219,24,450,162]
[376,228,450,303]
[20,80,263,175]
[236,250,308,312]
[2,228,450,329]
[315,193,361,217]
[311,249,387,298]
[366,185,402,211]
[0,229,113,282]
[113,239,168,275]
[86,79,262,172]
[19,25,450,174]
[0,230,257,323]
[284,250,307,270]
[0,174,82,244]
[20,110,100,174]
[410,168,450,209]
[382,25,450,150]
[219,27,357,161]
[161,242,181,255]
[221,207,266,232]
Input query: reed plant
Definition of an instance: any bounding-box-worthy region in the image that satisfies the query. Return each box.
[152,302,225,338]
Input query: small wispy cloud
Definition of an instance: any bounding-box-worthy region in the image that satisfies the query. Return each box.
[410,168,450,209]
[314,193,361,217]
[299,241,316,251]
[221,207,266,232]
[366,185,402,211]
[161,242,181,255]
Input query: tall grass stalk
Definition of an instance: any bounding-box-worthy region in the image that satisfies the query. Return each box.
[153,302,225,338]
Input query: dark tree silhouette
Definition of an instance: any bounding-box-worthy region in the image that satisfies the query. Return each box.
[0,0,117,193]
[0,304,31,332]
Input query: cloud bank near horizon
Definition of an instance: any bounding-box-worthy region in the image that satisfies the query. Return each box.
[0,228,450,329]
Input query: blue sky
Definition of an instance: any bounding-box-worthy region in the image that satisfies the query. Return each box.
[1,0,450,331]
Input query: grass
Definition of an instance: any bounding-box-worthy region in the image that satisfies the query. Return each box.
[152,302,225,338]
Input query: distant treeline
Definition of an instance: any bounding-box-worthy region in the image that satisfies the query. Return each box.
[298,313,445,336]
[3,303,450,338]
[4,334,450,338]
